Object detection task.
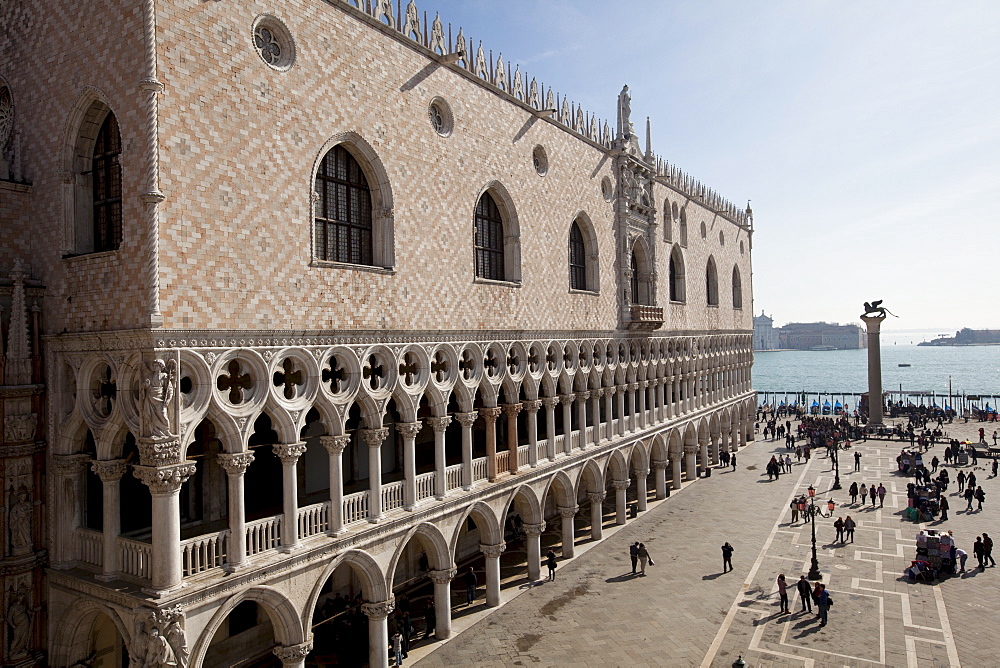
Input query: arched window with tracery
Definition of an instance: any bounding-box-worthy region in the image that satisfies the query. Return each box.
[630,240,652,305]
[314,145,373,265]
[92,113,122,252]
[630,250,640,304]
[706,256,719,306]
[569,220,587,290]
[732,265,743,309]
[474,191,505,281]
[679,208,688,247]
[668,245,686,302]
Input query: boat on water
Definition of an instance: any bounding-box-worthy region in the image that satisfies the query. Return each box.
[898,363,912,367]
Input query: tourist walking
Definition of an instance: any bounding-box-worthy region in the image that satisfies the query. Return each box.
[399,612,412,659]
[721,542,735,573]
[965,486,975,511]
[854,450,862,471]
[776,574,790,614]
[859,483,868,504]
[834,517,845,543]
[931,455,939,473]
[844,516,856,543]
[974,536,986,569]
[849,481,859,504]
[975,486,986,511]
[796,575,812,612]
[731,454,737,471]
[545,549,558,581]
[968,472,978,490]
[637,543,653,575]
[940,496,949,521]
[992,460,999,478]
[790,498,799,523]
[869,484,877,507]
[785,454,793,472]
[391,630,404,667]
[423,598,436,639]
[630,541,639,574]
[983,534,996,567]
[957,470,966,493]
[877,484,887,507]
[816,584,831,627]
[464,567,478,606]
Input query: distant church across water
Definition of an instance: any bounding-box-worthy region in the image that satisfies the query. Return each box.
[754,312,865,351]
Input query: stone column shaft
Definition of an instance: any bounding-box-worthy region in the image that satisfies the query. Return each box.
[542,397,558,461]
[428,417,451,499]
[559,506,578,558]
[455,412,478,490]
[652,461,668,499]
[362,429,389,522]
[480,407,502,482]
[398,421,421,510]
[523,400,541,467]
[613,479,630,525]
[862,315,886,425]
[588,491,605,540]
[575,392,589,449]
[524,523,544,582]
[273,442,307,551]
[361,600,394,668]
[616,387,626,436]
[429,569,457,639]
[133,461,197,593]
[480,542,506,607]
[603,390,614,441]
[671,456,683,490]
[92,459,127,579]
[635,469,649,511]
[217,452,255,569]
[559,395,575,454]
[685,446,698,482]
[503,403,522,474]
[320,435,350,535]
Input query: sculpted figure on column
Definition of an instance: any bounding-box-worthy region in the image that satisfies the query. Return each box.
[8,485,33,552]
[140,358,176,439]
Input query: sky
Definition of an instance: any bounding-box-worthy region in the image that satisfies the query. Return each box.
[421,0,1000,333]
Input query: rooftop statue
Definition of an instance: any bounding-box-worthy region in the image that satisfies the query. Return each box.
[862,300,896,318]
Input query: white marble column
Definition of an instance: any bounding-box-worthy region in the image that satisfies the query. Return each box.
[502,403,522,474]
[397,421,421,510]
[730,425,740,453]
[479,407,501,482]
[671,452,683,490]
[480,542,506,607]
[627,383,639,431]
[273,442,308,551]
[541,397,559,461]
[602,388,614,441]
[671,377,681,416]
[862,314,886,425]
[524,522,545,582]
[454,412,478,490]
[588,491,605,540]
[612,479,630,525]
[635,468,649,511]
[361,599,394,668]
[217,452,255,570]
[589,390,602,445]
[132,461,197,594]
[272,641,313,668]
[615,385,627,436]
[522,400,541,466]
[50,454,92,568]
[429,568,457,639]
[685,444,698,481]
[575,391,589,449]
[559,506,578,558]
[636,382,647,429]
[710,433,720,465]
[427,416,451,499]
[320,435,350,535]
[559,394,575,454]
[652,460,668,499]
[92,459,127,580]
[362,428,388,522]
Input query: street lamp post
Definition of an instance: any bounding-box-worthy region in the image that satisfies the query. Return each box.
[807,484,822,581]
[831,443,841,490]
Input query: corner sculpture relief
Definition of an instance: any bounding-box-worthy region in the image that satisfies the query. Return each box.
[140,359,176,439]
[7,485,32,554]
[5,584,32,659]
[130,607,188,668]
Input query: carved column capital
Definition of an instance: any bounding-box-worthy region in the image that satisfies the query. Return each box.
[273,641,314,664]
[652,459,668,470]
[558,505,579,518]
[612,479,631,492]
[559,394,576,405]
[428,567,458,584]
[575,391,591,403]
[635,468,650,478]
[361,428,389,448]
[590,388,605,399]
[396,421,423,438]
[133,462,197,495]
[541,396,560,409]
[217,451,255,476]
[502,403,523,418]
[427,416,452,432]
[587,491,606,504]
[360,598,395,620]
[478,407,502,424]
[272,442,308,463]
[320,434,351,456]
[137,437,182,466]
[522,399,542,413]
[629,382,640,392]
[523,522,545,537]
[616,384,628,394]
[50,453,93,475]
[454,412,479,428]
[479,542,506,559]
[91,459,128,483]
[683,444,699,455]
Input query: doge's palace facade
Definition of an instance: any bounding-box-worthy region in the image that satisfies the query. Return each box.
[0,0,755,666]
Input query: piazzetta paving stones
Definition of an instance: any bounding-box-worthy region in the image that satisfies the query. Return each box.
[415,418,995,667]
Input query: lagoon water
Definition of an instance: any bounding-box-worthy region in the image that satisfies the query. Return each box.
[752,345,1000,397]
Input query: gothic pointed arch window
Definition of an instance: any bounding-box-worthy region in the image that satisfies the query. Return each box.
[630,240,652,305]
[91,113,123,252]
[706,256,719,306]
[314,145,374,266]
[679,208,688,247]
[732,265,743,309]
[668,245,686,303]
[569,220,587,291]
[474,191,505,281]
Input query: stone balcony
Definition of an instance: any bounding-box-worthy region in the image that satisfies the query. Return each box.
[628,304,664,330]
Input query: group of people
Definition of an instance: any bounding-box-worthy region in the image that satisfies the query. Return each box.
[775,574,832,626]
[766,454,793,479]
[629,541,655,575]
[848,481,887,506]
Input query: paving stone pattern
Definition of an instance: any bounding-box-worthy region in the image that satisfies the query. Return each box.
[414,418,997,667]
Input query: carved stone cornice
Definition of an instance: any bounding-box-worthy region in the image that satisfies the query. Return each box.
[319,435,351,455]
[132,462,197,494]
[360,598,395,620]
[479,542,506,559]
[50,453,92,475]
[541,396,560,409]
[361,428,389,449]
[478,407,501,424]
[651,459,668,470]
[396,421,423,438]
[453,412,478,428]
[428,567,457,584]
[273,641,314,664]
[0,384,45,399]
[217,452,255,476]
[426,416,452,432]
[272,442,308,463]
[2,440,45,458]
[91,459,128,483]
[137,437,182,467]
